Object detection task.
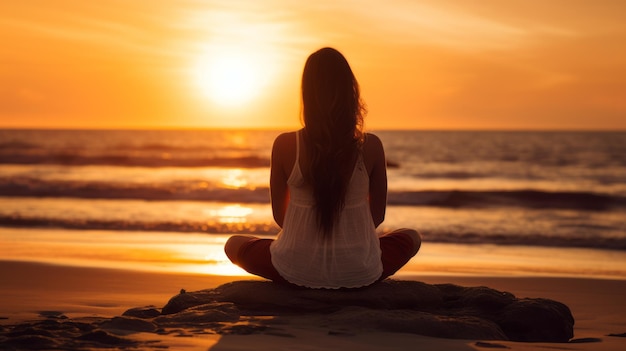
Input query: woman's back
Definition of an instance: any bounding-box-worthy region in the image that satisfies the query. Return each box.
[269,130,383,288]
[224,47,419,289]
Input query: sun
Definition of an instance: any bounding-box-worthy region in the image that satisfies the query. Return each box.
[194,48,266,107]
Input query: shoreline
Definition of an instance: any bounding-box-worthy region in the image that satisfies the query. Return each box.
[3,227,626,281]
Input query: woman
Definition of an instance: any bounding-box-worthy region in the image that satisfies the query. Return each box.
[225,47,420,288]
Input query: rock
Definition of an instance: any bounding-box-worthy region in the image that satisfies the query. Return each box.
[0,279,576,345]
[37,311,68,320]
[212,279,443,313]
[7,326,55,338]
[1,334,59,350]
[496,298,575,342]
[324,306,508,340]
[155,302,240,326]
[62,321,94,333]
[163,279,574,342]
[437,284,517,312]
[77,330,137,346]
[219,323,268,335]
[100,316,157,333]
[122,306,161,319]
[161,290,214,315]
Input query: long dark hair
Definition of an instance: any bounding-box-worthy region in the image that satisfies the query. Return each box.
[300,47,366,237]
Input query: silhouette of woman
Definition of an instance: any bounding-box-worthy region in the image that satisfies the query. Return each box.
[225,47,420,288]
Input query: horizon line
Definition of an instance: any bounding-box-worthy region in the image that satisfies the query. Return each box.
[1,126,625,132]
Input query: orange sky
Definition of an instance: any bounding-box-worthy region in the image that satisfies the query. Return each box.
[1,0,625,130]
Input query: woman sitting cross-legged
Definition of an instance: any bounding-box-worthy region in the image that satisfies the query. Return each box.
[224,47,421,289]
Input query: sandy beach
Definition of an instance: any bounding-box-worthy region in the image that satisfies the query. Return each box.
[1,259,625,350]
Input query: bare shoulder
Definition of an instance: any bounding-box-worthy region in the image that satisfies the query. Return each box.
[272,131,299,174]
[363,133,384,153]
[274,131,296,144]
[362,133,385,171]
[272,131,297,151]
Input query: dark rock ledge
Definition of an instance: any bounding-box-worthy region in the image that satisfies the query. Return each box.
[151,279,574,342]
[0,279,575,350]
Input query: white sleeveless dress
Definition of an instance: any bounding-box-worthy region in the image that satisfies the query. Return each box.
[270,131,383,288]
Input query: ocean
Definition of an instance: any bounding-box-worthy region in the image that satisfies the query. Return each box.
[1,129,625,277]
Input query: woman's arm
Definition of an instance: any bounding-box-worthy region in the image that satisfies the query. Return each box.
[270,133,292,228]
[364,133,387,228]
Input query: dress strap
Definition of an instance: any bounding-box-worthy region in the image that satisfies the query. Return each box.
[295,130,300,164]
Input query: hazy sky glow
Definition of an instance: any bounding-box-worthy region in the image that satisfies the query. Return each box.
[1,0,625,130]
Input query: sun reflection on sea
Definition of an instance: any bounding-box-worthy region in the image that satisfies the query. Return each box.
[227,132,247,148]
[221,169,248,189]
[206,204,253,224]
